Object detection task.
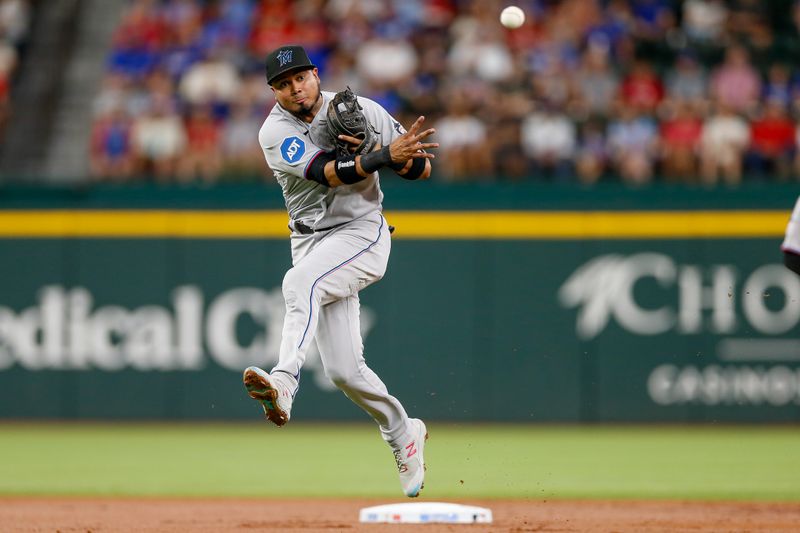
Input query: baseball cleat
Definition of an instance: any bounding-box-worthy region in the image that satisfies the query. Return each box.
[393,418,428,498]
[243,366,293,427]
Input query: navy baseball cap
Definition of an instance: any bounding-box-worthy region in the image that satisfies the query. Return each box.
[265,45,317,85]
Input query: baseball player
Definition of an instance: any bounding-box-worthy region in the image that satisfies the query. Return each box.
[783,196,800,275]
[243,45,438,498]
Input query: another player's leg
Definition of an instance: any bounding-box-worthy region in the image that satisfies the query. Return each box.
[315,295,428,497]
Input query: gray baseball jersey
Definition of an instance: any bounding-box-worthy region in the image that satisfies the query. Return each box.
[259,91,406,229]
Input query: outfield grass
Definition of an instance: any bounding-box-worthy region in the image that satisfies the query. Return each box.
[0,423,798,501]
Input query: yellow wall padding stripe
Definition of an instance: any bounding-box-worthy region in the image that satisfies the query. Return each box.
[0,210,789,239]
[0,211,291,238]
[385,211,789,239]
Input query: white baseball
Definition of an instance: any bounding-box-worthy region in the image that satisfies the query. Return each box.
[500,6,525,29]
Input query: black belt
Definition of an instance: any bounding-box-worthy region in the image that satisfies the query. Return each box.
[292,220,348,235]
[292,220,395,235]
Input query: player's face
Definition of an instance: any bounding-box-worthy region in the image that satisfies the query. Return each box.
[271,68,322,121]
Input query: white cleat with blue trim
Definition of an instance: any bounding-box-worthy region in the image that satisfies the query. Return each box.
[393,418,428,498]
[243,366,293,427]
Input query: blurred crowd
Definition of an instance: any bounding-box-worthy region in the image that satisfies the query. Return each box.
[89,0,800,185]
[0,0,31,142]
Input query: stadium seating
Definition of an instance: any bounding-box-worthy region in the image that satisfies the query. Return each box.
[90,0,800,185]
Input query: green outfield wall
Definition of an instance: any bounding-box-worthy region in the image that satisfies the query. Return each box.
[1,182,799,422]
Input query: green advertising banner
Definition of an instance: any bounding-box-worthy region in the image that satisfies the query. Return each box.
[0,183,798,422]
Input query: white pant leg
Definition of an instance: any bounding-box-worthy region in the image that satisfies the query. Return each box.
[271,212,390,391]
[315,294,413,445]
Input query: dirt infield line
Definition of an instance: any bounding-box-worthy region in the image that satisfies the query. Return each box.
[0,497,799,532]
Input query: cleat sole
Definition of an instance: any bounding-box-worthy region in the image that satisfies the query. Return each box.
[243,369,288,427]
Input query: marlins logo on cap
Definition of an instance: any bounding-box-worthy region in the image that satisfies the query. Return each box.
[276,49,293,67]
[265,45,317,85]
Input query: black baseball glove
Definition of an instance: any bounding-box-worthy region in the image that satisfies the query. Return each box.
[326,87,378,156]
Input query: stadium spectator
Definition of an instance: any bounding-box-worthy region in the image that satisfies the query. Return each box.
[659,101,703,182]
[606,104,659,185]
[490,119,528,181]
[159,11,205,80]
[107,0,164,81]
[727,0,769,43]
[220,100,265,179]
[323,49,362,94]
[679,0,727,65]
[179,49,241,109]
[628,0,677,64]
[83,0,800,186]
[682,0,728,43]
[574,120,609,185]
[248,2,299,57]
[746,99,796,180]
[630,0,675,40]
[664,52,708,109]
[520,102,577,182]
[699,101,751,186]
[709,45,761,114]
[433,88,490,181]
[530,59,572,110]
[161,0,201,29]
[93,73,133,118]
[584,0,636,64]
[572,47,620,119]
[619,59,664,113]
[762,63,796,109]
[357,36,419,86]
[178,104,222,182]
[130,97,187,180]
[89,105,135,181]
[447,8,513,84]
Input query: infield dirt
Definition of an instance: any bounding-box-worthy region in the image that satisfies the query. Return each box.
[1,497,799,532]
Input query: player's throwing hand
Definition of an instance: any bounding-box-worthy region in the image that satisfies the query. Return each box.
[388,116,438,163]
[338,116,438,165]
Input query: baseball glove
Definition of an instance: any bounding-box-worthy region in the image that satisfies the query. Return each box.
[326,87,378,156]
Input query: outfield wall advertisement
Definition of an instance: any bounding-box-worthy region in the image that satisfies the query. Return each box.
[0,184,797,422]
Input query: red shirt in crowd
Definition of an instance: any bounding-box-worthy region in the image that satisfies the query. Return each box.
[185,113,220,152]
[114,4,168,48]
[750,115,795,156]
[620,68,664,111]
[661,116,703,149]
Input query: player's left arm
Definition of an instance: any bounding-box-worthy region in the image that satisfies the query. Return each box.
[360,99,436,180]
[388,147,433,181]
[333,116,436,181]
[311,120,435,187]
[315,92,436,186]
